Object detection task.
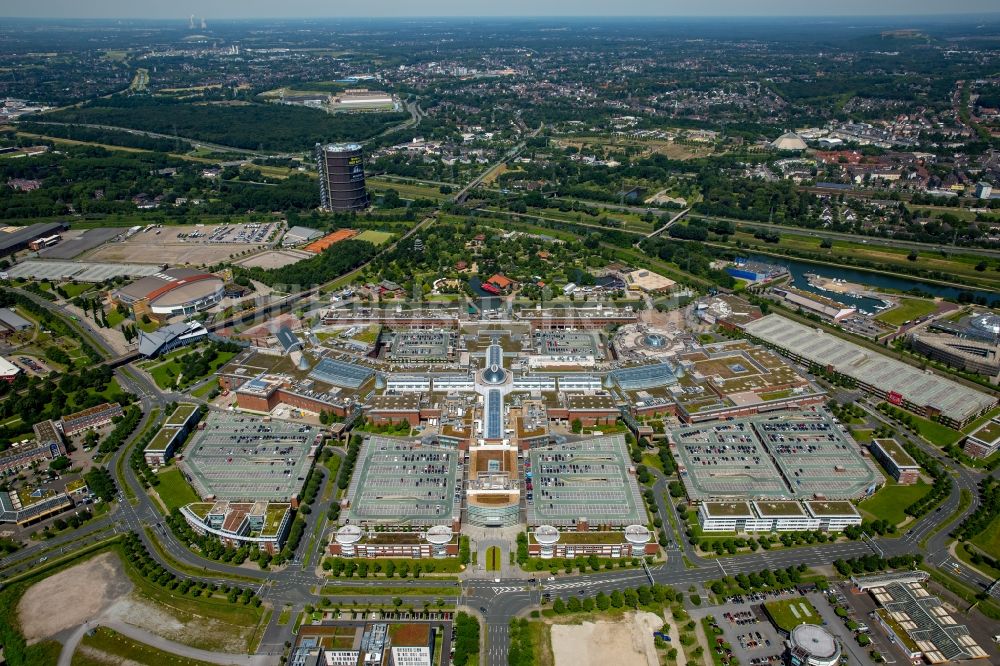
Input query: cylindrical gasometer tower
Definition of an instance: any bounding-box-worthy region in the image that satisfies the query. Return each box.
[315,142,370,211]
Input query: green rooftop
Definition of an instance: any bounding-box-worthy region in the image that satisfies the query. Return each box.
[754,501,806,517]
[166,403,198,426]
[969,419,1000,445]
[261,503,290,537]
[146,426,181,452]
[702,502,754,517]
[872,438,918,468]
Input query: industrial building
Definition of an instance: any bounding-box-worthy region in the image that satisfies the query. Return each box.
[112,268,225,319]
[741,314,996,428]
[0,356,20,382]
[0,221,68,257]
[315,143,370,212]
[0,307,32,338]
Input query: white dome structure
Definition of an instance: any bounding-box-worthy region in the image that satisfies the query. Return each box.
[771,132,808,151]
[788,624,840,666]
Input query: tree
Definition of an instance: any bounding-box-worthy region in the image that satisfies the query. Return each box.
[553,598,566,614]
[571,418,583,434]
[595,591,610,611]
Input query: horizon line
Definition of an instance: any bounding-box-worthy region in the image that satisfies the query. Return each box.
[2,13,1000,20]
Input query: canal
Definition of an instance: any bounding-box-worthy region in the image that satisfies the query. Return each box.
[745,253,1000,311]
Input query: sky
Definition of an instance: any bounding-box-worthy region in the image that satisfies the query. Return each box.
[2,0,999,19]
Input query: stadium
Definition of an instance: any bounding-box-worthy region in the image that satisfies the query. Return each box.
[112,267,225,318]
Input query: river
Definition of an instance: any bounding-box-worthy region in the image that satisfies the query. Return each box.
[744,253,1000,311]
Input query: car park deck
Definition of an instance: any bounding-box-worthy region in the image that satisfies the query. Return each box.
[181,412,318,501]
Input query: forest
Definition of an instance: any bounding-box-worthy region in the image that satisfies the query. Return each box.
[34,96,409,151]
[234,239,376,288]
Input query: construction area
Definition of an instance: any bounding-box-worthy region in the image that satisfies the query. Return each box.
[343,435,460,527]
[179,412,319,502]
[672,412,877,501]
[525,435,646,528]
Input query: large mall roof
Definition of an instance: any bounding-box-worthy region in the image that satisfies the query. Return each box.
[742,314,996,424]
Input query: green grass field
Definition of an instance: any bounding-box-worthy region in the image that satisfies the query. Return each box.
[106,309,126,328]
[148,350,236,390]
[971,515,1000,557]
[486,546,501,571]
[355,229,394,245]
[764,598,819,633]
[910,415,963,447]
[60,282,93,299]
[876,297,938,327]
[77,626,218,666]
[154,467,200,512]
[859,481,932,525]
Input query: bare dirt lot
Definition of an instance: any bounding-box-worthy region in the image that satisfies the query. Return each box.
[550,611,662,666]
[85,241,264,266]
[18,552,133,643]
[17,551,253,653]
[234,249,311,269]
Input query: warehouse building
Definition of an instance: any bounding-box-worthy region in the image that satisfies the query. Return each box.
[0,221,68,257]
[741,314,996,428]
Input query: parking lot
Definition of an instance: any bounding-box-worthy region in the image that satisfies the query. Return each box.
[343,435,459,526]
[696,588,878,666]
[525,435,645,527]
[180,412,319,501]
[673,413,876,501]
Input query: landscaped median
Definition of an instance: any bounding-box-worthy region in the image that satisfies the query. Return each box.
[320,584,460,597]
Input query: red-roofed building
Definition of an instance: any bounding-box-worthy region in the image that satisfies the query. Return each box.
[487,274,515,292]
